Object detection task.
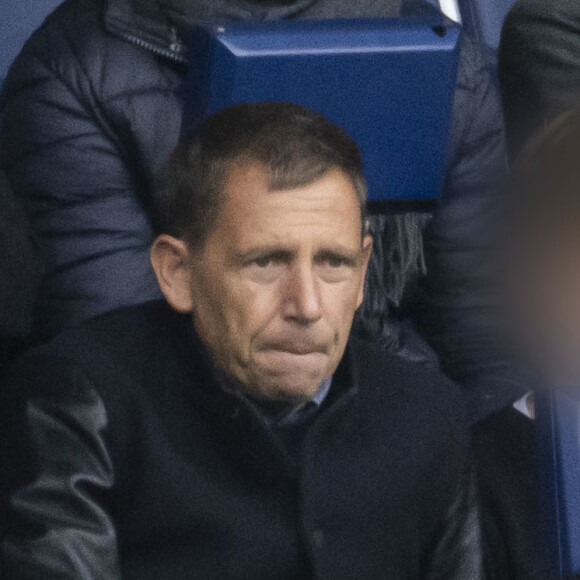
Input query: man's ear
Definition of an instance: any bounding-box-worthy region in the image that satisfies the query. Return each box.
[356,235,373,308]
[150,235,194,313]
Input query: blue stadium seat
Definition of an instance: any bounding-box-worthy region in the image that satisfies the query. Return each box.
[0,0,63,80]
[184,15,460,205]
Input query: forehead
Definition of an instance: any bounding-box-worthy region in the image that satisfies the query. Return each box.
[214,163,363,247]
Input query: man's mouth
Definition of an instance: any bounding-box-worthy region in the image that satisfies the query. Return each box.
[266,343,327,356]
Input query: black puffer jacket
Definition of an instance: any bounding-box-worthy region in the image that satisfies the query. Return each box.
[0,0,524,421]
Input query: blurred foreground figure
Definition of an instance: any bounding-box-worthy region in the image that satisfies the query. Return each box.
[0,103,482,580]
[475,111,580,580]
[1,0,519,422]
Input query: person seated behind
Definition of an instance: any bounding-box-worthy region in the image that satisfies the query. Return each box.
[0,102,482,580]
[0,0,520,423]
[474,110,580,580]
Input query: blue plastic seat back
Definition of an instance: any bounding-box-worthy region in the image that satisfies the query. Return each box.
[183,15,460,205]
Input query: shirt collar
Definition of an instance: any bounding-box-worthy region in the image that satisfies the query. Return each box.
[217,373,333,428]
[311,376,333,407]
[272,377,333,428]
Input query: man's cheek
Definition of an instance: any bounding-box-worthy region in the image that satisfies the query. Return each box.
[338,291,359,323]
[224,292,265,357]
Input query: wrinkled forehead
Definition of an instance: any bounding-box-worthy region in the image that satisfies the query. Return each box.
[216,161,365,242]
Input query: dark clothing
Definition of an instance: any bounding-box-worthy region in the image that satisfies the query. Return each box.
[0,300,482,579]
[0,170,41,373]
[0,0,524,422]
[500,0,580,157]
[474,406,548,580]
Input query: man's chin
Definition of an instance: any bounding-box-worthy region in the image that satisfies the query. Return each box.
[228,352,334,406]
[244,371,325,407]
[257,381,320,406]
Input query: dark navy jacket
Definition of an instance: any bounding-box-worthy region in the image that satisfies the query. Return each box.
[0,301,481,579]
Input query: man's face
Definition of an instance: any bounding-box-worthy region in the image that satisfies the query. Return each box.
[186,163,371,405]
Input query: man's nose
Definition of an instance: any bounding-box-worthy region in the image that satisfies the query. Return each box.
[283,264,322,324]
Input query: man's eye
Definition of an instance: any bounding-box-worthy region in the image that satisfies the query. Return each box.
[326,256,347,268]
[254,256,273,268]
[319,254,352,268]
[246,255,284,283]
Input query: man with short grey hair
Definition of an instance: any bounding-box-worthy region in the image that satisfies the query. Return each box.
[0,102,482,580]
[2,0,519,423]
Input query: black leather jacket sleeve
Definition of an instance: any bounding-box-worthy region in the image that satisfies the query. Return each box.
[0,355,121,580]
[423,461,484,580]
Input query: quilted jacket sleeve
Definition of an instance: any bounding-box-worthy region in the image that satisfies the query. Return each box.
[0,3,164,339]
[423,462,484,580]
[418,37,532,422]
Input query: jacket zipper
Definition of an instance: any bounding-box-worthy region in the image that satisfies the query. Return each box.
[112,25,188,65]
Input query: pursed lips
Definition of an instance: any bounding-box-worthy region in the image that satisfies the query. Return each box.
[264,342,329,356]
